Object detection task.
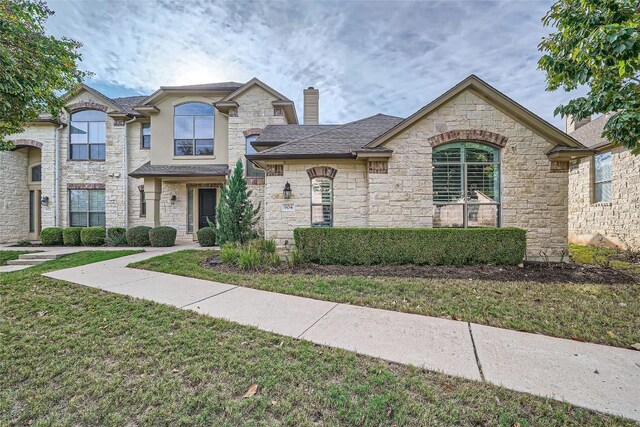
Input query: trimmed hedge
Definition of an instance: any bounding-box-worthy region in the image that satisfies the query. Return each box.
[294,227,527,266]
[62,227,82,246]
[149,226,177,247]
[80,227,106,246]
[106,227,127,246]
[126,226,152,247]
[40,227,63,246]
[197,227,217,247]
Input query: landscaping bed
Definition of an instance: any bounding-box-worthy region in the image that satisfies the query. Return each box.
[208,256,638,285]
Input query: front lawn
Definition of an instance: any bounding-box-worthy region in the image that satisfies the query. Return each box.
[132,250,640,348]
[0,252,632,425]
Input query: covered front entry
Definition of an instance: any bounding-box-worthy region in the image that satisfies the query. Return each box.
[198,188,216,229]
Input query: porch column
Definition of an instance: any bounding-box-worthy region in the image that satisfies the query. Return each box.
[143,177,161,227]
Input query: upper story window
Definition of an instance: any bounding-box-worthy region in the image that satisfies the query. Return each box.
[432,141,500,228]
[30,164,41,182]
[311,177,333,226]
[245,135,264,177]
[141,123,151,149]
[69,110,106,160]
[594,151,612,202]
[174,102,214,156]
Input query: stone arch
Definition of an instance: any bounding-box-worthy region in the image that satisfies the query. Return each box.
[243,128,262,137]
[10,139,43,149]
[68,102,108,112]
[306,166,337,179]
[427,129,508,148]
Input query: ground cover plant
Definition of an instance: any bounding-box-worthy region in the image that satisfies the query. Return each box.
[0,251,632,426]
[132,249,640,348]
[570,244,640,273]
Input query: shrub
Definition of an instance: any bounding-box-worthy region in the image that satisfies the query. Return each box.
[126,226,152,247]
[220,242,242,264]
[197,227,217,247]
[149,226,177,247]
[220,240,280,271]
[294,227,527,266]
[106,227,128,246]
[40,227,63,246]
[80,227,106,246]
[63,227,82,246]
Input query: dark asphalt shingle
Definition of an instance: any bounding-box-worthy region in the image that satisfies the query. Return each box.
[129,162,229,178]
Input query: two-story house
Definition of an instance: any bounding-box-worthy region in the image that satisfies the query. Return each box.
[1,75,593,261]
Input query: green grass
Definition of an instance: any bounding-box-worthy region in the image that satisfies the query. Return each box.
[0,252,632,425]
[132,250,640,348]
[569,244,640,273]
[0,250,34,266]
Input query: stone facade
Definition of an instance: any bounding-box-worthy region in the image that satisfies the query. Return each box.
[568,145,640,249]
[262,91,569,261]
[0,150,29,242]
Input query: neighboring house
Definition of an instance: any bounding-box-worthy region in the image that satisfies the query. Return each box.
[1,75,590,261]
[566,114,640,249]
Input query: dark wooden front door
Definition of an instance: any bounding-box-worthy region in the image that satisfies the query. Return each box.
[198,189,216,229]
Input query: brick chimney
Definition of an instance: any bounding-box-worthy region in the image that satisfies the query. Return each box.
[565,114,591,133]
[303,87,319,125]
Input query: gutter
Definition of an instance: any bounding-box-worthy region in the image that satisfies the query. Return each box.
[124,117,137,228]
[54,123,64,227]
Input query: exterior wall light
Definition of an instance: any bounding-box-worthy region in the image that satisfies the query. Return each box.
[41,196,49,206]
[170,195,177,205]
[283,182,292,199]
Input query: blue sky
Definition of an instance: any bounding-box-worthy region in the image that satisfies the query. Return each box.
[46,0,581,128]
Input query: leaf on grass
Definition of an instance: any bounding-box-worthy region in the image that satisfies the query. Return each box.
[607,331,617,338]
[243,383,258,398]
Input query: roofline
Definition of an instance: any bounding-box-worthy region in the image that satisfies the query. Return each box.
[63,83,122,111]
[220,77,299,124]
[129,172,228,178]
[365,75,585,149]
[139,86,240,106]
[246,152,355,161]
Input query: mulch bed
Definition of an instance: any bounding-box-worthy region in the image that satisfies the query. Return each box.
[207,257,639,285]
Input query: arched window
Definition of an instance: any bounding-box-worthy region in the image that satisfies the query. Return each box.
[311,177,333,226]
[245,134,264,177]
[70,110,106,160]
[432,141,500,228]
[174,102,214,156]
[30,164,42,182]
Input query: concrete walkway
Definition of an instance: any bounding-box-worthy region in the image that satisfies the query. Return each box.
[41,250,640,422]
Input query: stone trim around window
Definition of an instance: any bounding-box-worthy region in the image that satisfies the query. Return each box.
[266,164,283,176]
[368,160,388,174]
[243,128,262,137]
[550,160,570,173]
[428,129,508,148]
[10,139,43,149]
[306,166,337,179]
[67,183,106,190]
[68,102,108,112]
[246,177,265,185]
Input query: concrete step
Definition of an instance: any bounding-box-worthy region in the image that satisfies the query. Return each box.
[6,258,47,266]
[19,253,60,260]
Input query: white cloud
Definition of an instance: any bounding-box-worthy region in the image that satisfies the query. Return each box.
[46,0,582,127]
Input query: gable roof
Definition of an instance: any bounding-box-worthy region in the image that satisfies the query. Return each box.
[569,114,614,150]
[111,96,148,115]
[365,75,585,149]
[254,124,341,147]
[219,77,298,124]
[247,114,403,159]
[64,83,123,112]
[139,81,244,106]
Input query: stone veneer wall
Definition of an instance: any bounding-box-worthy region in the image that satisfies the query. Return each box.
[0,150,29,243]
[568,145,640,249]
[127,121,151,228]
[263,91,569,260]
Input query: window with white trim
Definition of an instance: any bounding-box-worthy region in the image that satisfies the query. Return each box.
[432,142,500,228]
[311,177,333,226]
[594,151,612,202]
[69,189,105,227]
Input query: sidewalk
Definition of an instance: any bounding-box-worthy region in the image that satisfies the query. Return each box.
[43,250,640,422]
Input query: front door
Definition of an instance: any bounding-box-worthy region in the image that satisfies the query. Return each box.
[198,189,216,229]
[28,189,41,240]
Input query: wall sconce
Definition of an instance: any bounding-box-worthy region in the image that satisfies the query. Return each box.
[170,195,177,205]
[40,196,49,206]
[283,182,292,199]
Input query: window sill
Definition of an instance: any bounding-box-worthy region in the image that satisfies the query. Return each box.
[172,155,216,160]
[140,147,151,150]
[591,202,612,207]
[67,159,106,162]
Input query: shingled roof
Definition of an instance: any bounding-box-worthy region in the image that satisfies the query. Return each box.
[254,124,341,146]
[248,114,404,159]
[569,114,613,150]
[111,96,148,115]
[129,162,229,178]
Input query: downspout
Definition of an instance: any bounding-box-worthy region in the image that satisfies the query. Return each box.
[54,123,64,227]
[124,117,137,229]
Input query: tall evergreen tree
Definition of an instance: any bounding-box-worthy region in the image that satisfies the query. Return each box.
[216,160,260,244]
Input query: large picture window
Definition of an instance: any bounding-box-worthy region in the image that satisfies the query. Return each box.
[70,110,106,160]
[311,177,333,226]
[594,151,612,202]
[432,142,500,228]
[174,103,214,156]
[69,189,105,227]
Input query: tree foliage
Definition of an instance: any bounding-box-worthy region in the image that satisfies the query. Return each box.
[0,0,87,149]
[538,0,640,153]
[216,160,260,245]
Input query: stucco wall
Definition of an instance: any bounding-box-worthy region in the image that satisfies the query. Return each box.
[0,150,29,243]
[569,146,640,249]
